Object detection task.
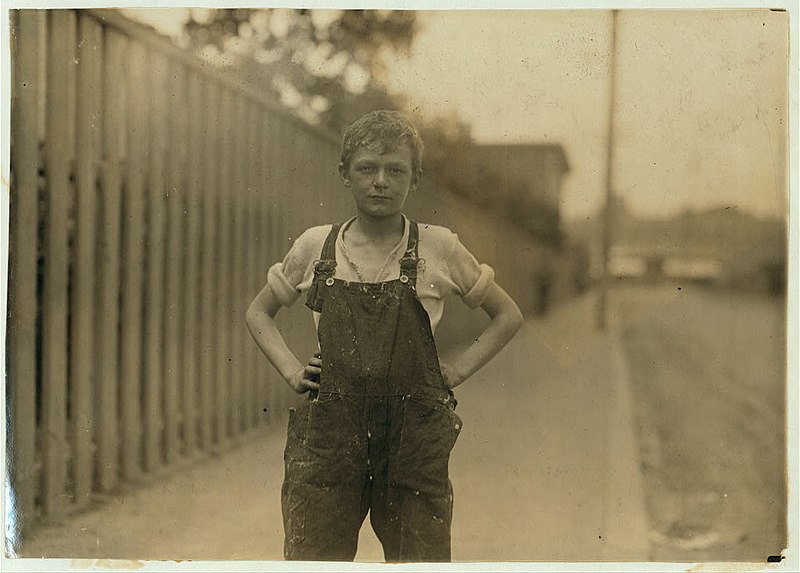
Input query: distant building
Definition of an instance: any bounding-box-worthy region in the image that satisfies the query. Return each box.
[471,144,570,244]
[453,143,582,314]
[573,199,787,293]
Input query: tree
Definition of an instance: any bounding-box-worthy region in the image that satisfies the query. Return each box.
[182,8,416,132]
[181,9,561,245]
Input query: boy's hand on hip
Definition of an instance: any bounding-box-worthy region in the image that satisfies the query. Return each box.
[288,353,322,394]
[439,361,464,389]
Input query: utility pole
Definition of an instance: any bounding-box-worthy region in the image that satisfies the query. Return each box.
[597,9,619,331]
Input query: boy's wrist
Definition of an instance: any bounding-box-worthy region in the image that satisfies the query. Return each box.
[452,364,468,387]
[441,361,467,389]
[280,359,304,384]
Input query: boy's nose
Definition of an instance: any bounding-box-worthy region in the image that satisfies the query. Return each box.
[373,169,388,188]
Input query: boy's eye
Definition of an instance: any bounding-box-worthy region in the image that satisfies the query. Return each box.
[355,165,406,175]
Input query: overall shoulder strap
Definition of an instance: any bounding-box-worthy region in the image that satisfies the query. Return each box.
[306,223,341,313]
[320,222,342,261]
[403,220,420,259]
[399,220,420,288]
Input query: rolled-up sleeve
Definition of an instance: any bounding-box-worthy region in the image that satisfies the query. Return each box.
[448,233,496,309]
[267,262,301,307]
[462,263,495,308]
[263,228,318,308]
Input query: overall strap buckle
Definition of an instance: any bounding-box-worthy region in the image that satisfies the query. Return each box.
[305,223,343,311]
[399,220,421,287]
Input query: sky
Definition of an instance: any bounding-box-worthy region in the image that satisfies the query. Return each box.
[125,8,789,223]
[379,9,789,222]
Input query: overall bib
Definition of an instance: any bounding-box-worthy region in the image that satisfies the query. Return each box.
[281,220,463,562]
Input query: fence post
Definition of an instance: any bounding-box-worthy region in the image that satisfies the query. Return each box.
[199,79,220,450]
[120,39,150,481]
[182,71,203,457]
[164,60,188,463]
[143,50,169,473]
[94,27,126,493]
[230,96,247,437]
[8,9,45,538]
[246,101,261,430]
[41,9,77,517]
[70,12,103,509]
[215,88,233,446]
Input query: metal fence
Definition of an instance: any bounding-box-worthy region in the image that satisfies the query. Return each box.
[6,8,579,541]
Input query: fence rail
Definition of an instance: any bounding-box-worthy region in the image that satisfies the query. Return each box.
[7,8,578,544]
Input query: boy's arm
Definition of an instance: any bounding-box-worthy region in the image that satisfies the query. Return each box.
[246,283,320,394]
[440,282,523,389]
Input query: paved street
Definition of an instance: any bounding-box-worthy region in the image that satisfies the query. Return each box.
[614,284,787,562]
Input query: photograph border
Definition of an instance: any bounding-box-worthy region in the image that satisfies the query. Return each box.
[0,1,797,571]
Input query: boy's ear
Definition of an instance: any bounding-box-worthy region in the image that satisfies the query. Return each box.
[338,161,349,183]
[412,168,423,188]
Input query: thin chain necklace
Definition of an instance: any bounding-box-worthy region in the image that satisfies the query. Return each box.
[340,219,404,283]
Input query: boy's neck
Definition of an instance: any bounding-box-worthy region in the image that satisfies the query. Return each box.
[352,213,405,242]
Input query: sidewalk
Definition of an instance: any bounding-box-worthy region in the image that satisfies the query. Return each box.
[17,291,649,563]
[446,291,650,561]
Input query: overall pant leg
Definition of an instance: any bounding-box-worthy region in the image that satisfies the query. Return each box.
[282,393,369,561]
[369,394,462,562]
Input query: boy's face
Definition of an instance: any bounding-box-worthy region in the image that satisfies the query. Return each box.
[344,143,416,219]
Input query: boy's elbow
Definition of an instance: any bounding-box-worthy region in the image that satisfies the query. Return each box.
[245,301,261,333]
[508,303,524,335]
[247,292,281,335]
[484,285,523,336]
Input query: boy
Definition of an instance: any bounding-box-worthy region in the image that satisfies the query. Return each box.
[246,110,522,562]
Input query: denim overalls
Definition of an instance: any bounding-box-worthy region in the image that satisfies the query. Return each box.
[281,220,463,562]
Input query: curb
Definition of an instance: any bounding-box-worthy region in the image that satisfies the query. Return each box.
[602,331,652,561]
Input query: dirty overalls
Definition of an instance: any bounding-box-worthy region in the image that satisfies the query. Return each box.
[281,220,463,562]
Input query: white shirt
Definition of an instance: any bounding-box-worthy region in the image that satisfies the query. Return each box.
[266,215,495,332]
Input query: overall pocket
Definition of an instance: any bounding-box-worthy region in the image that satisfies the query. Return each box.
[284,400,310,462]
[302,392,364,486]
[391,397,463,496]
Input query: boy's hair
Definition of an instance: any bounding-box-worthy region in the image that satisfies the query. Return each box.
[339,110,424,182]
